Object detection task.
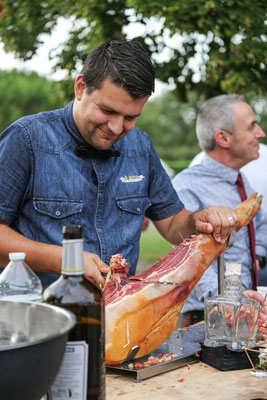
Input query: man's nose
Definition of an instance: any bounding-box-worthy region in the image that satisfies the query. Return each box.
[107,115,124,135]
[255,125,265,139]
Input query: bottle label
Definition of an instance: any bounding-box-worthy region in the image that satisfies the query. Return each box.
[49,341,88,400]
[62,238,85,276]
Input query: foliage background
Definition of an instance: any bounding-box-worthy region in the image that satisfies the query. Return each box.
[0,69,66,132]
[0,1,266,267]
[0,0,266,100]
[0,69,266,174]
[0,0,266,167]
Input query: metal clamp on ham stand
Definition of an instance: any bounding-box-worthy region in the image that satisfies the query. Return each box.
[217,230,236,295]
[200,231,260,371]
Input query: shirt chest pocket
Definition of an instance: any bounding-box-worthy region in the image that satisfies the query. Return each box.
[33,199,83,241]
[116,196,151,244]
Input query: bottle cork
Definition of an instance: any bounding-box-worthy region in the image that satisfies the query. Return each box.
[225,262,241,276]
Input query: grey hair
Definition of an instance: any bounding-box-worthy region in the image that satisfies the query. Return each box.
[196,94,247,151]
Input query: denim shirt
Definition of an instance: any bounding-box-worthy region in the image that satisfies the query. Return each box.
[0,101,183,288]
[172,154,267,313]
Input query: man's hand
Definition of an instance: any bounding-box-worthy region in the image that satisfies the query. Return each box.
[153,206,238,246]
[244,290,267,321]
[84,252,109,286]
[190,206,238,243]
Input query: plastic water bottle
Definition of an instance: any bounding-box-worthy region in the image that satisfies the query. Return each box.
[0,252,43,301]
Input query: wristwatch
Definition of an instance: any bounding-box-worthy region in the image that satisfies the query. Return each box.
[257,255,266,270]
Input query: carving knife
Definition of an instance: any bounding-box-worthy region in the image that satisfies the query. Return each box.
[122,277,182,286]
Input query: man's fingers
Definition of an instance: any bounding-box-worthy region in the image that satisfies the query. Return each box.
[212,212,237,243]
[84,267,105,286]
[244,290,267,318]
[198,207,238,243]
[244,289,267,305]
[84,252,109,286]
[92,255,109,274]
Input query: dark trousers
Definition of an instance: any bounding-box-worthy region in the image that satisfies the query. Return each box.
[258,267,267,286]
[179,310,204,328]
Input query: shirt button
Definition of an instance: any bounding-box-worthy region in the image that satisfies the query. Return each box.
[98,228,102,233]
[55,210,61,216]
[99,193,103,198]
[136,207,141,212]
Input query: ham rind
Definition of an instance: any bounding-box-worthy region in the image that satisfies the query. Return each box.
[105,194,262,365]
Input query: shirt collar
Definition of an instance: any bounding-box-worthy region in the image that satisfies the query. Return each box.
[63,100,87,146]
[201,154,239,184]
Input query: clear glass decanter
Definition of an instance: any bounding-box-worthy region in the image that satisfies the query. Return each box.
[204,262,260,350]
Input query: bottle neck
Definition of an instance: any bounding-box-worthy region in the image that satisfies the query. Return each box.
[223,273,242,292]
[61,238,84,276]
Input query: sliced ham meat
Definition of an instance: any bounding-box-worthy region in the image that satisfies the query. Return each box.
[104,194,263,365]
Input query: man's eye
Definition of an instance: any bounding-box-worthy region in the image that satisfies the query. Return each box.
[102,109,113,114]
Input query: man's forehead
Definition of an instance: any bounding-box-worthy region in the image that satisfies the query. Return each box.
[233,102,255,122]
[234,101,252,114]
[93,80,148,116]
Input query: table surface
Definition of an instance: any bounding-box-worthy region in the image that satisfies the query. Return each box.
[106,350,267,400]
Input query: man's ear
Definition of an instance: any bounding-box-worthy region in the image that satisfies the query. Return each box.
[214,129,232,149]
[74,75,86,100]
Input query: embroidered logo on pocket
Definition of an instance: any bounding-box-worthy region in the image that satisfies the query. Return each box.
[120,175,145,183]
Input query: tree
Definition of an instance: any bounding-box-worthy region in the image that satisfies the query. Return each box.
[137,90,267,161]
[0,0,266,101]
[137,90,201,160]
[0,69,66,132]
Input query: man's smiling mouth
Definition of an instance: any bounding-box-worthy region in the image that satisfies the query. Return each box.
[99,126,116,138]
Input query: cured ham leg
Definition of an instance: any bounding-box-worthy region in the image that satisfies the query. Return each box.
[104,194,262,365]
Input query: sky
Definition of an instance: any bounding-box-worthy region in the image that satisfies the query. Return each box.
[0,17,170,97]
[0,18,71,81]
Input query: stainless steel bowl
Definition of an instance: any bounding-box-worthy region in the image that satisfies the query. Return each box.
[0,300,76,400]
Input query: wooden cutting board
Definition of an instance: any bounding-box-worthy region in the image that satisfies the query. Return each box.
[106,358,267,400]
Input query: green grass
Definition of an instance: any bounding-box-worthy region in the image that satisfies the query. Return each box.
[166,159,191,174]
[139,226,172,263]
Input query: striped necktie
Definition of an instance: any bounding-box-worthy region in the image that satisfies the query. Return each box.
[236,173,258,289]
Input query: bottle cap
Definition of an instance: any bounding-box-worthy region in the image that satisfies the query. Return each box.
[225,262,241,276]
[9,252,26,261]
[62,225,83,240]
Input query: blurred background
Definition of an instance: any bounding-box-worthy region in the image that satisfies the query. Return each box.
[0,0,266,269]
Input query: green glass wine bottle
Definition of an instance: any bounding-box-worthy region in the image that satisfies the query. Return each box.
[43,225,105,400]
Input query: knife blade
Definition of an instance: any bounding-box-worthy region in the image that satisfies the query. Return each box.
[122,278,182,286]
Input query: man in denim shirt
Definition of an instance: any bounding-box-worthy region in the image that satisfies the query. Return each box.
[172,94,267,326]
[0,41,238,290]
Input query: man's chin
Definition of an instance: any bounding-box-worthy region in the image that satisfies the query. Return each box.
[255,148,260,159]
[249,152,260,162]
[92,140,115,151]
